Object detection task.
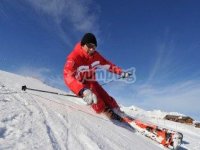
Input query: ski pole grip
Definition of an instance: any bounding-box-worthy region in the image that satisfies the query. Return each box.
[22,85,27,91]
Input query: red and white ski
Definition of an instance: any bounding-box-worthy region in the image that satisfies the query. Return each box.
[122,116,183,149]
[107,109,183,150]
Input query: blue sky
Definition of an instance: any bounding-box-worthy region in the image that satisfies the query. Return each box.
[1,0,200,120]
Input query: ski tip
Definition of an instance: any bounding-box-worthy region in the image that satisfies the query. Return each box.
[172,132,183,150]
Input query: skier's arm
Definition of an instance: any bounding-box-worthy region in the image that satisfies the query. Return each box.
[96,52,122,75]
[63,59,85,96]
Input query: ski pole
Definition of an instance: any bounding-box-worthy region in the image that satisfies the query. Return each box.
[100,72,133,86]
[100,76,122,86]
[21,72,132,96]
[21,85,78,98]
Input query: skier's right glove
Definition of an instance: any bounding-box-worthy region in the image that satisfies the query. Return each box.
[82,89,97,105]
[120,72,132,79]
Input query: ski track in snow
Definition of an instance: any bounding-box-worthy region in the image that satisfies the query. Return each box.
[0,70,200,150]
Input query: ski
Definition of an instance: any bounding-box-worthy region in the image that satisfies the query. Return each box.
[107,109,183,150]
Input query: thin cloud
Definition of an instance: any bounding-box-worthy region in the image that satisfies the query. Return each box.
[147,37,176,83]
[147,30,200,85]
[15,66,66,90]
[109,80,200,120]
[25,0,100,33]
[0,2,8,18]
[15,66,51,81]
[137,81,200,120]
[46,74,68,91]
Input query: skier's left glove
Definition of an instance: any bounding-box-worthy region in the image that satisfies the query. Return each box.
[121,72,132,79]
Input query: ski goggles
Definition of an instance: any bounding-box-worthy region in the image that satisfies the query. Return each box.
[86,43,96,49]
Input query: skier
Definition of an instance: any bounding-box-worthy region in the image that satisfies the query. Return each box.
[63,33,131,119]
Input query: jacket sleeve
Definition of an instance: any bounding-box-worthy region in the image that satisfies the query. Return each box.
[96,52,122,75]
[63,58,85,96]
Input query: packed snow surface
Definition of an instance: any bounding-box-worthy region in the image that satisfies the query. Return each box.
[0,70,200,150]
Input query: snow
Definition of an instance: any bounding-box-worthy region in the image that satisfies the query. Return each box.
[0,70,200,150]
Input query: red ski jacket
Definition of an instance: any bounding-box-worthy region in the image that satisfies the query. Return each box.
[63,42,122,95]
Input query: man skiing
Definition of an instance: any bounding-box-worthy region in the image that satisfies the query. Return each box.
[63,33,183,149]
[63,33,131,118]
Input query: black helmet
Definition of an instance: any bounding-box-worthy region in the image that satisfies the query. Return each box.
[81,33,97,47]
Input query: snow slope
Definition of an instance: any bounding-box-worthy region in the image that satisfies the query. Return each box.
[0,70,200,150]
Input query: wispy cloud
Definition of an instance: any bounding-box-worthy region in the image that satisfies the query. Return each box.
[147,31,177,83]
[0,2,8,18]
[15,66,67,91]
[25,0,100,44]
[16,66,50,80]
[147,29,200,85]
[108,80,200,120]
[46,74,68,91]
[138,81,200,119]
